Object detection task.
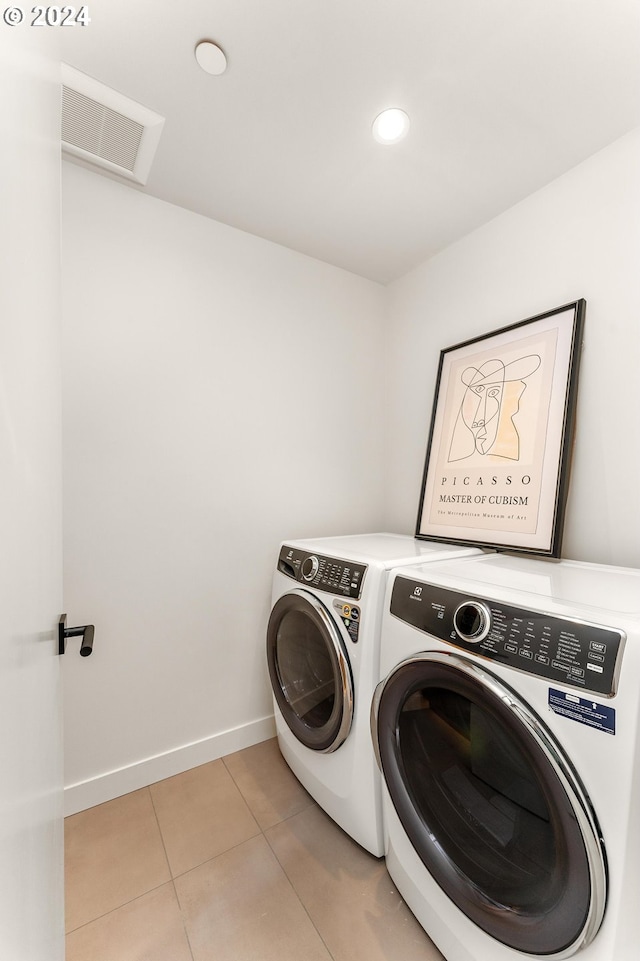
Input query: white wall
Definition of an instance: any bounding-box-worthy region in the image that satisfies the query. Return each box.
[383,128,640,569]
[61,164,386,812]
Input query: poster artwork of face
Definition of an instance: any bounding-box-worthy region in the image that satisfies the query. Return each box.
[449,354,541,463]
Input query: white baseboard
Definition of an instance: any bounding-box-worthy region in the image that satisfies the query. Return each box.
[64,714,277,816]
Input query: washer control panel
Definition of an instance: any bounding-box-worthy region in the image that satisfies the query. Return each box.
[390,576,624,697]
[277,545,366,600]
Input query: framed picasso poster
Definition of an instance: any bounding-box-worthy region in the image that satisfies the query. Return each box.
[415,300,585,557]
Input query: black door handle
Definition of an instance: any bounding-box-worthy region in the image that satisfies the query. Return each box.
[58,614,95,656]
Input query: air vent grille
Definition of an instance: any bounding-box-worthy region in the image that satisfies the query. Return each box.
[61,64,165,185]
[62,86,144,173]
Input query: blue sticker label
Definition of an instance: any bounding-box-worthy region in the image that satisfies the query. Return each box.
[548,688,615,735]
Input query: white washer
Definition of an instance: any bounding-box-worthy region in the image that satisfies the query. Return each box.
[372,552,640,960]
[266,533,481,856]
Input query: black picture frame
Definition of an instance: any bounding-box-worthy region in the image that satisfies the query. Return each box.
[415,299,585,557]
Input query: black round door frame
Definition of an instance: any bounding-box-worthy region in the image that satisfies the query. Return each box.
[267,588,354,753]
[372,651,607,959]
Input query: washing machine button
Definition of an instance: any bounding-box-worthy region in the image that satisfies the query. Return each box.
[301,555,320,581]
[453,600,491,644]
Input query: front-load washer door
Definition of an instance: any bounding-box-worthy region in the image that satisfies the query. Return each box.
[373,652,607,958]
[267,589,354,753]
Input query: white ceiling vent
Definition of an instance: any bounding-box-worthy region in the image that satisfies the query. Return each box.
[61,64,165,185]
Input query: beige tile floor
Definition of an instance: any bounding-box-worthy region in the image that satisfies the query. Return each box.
[65,737,445,961]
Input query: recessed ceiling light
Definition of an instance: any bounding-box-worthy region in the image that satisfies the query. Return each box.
[195,41,227,76]
[372,108,410,145]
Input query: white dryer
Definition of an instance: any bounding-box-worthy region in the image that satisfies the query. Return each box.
[266,533,481,856]
[372,552,640,960]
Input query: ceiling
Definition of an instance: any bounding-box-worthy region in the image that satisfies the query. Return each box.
[61,0,640,284]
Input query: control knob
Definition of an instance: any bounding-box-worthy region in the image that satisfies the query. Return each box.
[301,555,320,581]
[453,600,491,644]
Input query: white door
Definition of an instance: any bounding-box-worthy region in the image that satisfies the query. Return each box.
[0,25,65,961]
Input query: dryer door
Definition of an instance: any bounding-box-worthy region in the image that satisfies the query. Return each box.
[373,652,607,958]
[267,589,353,753]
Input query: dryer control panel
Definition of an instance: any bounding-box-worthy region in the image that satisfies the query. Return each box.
[277,545,366,600]
[391,576,625,697]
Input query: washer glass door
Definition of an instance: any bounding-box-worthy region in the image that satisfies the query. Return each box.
[374,652,606,957]
[267,589,353,753]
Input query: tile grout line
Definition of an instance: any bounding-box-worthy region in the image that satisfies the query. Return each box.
[221,752,336,960]
[64,786,175,941]
[262,813,337,961]
[64,878,175,937]
[147,785,197,961]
